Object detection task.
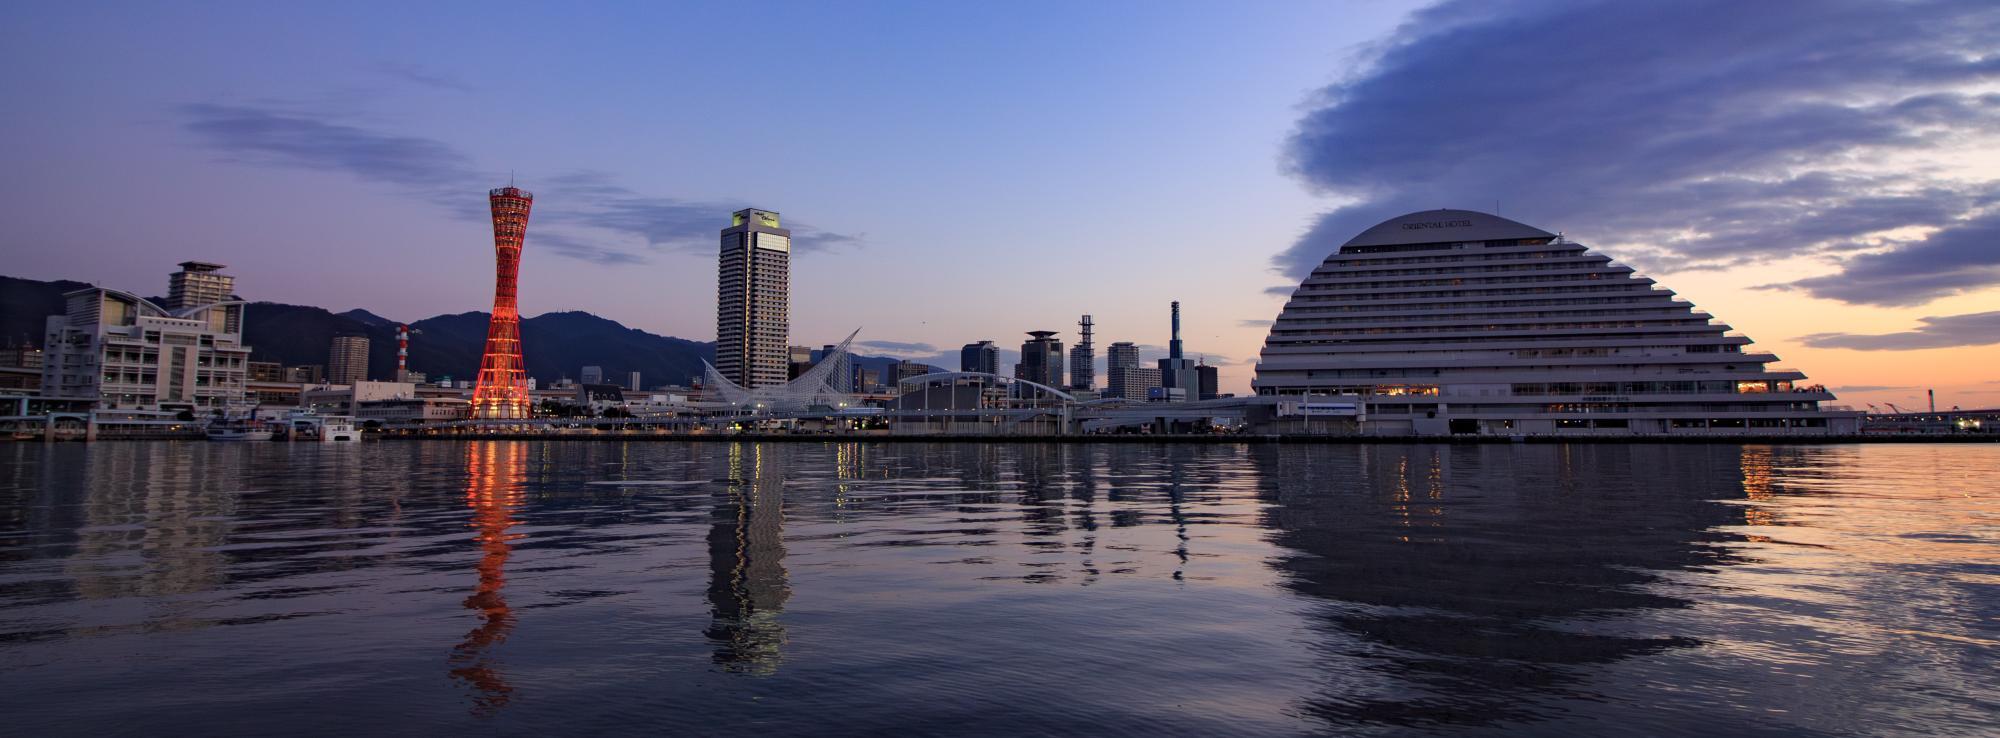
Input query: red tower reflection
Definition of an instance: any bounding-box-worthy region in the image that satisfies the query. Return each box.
[450,442,525,713]
[472,187,534,419]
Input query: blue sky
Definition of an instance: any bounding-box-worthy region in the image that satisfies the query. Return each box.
[3,1,1998,403]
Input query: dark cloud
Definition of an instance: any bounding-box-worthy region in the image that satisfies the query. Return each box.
[1274,0,2000,305]
[532,172,866,256]
[1238,318,1274,328]
[1799,311,2000,350]
[858,339,937,353]
[180,103,477,192]
[530,231,648,266]
[1770,211,2000,305]
[178,105,864,263]
[1829,385,1915,393]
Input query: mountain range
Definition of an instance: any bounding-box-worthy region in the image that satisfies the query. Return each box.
[0,275,900,387]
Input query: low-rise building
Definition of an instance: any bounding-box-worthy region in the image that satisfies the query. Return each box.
[40,267,252,411]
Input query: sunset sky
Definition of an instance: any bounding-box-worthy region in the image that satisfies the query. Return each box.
[3,0,1996,407]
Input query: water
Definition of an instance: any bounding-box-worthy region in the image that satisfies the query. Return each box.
[0,441,1994,736]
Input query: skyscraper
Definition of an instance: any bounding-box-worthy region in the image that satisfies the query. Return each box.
[1067,315,1094,391]
[717,209,790,389]
[472,186,534,419]
[166,261,240,335]
[328,334,369,385]
[1157,301,1198,403]
[1015,331,1064,388]
[1106,341,1158,401]
[580,366,604,385]
[960,340,998,375]
[166,261,232,309]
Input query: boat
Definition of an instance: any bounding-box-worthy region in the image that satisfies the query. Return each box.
[206,418,275,442]
[319,416,362,442]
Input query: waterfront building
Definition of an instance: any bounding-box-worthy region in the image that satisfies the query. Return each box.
[247,361,283,382]
[717,208,790,389]
[40,264,251,411]
[852,366,881,394]
[303,380,418,415]
[472,186,534,419]
[1015,331,1065,389]
[1197,360,1219,401]
[1068,315,1095,391]
[893,361,935,385]
[580,365,604,385]
[1253,209,1859,435]
[1156,302,1197,403]
[960,340,999,375]
[0,345,45,392]
[165,261,235,314]
[1106,342,1139,400]
[283,365,324,384]
[1117,366,1163,402]
[328,334,369,385]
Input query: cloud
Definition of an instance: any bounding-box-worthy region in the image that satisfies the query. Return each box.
[177,105,865,263]
[1769,210,2000,306]
[534,172,867,256]
[1799,311,2000,350]
[1272,0,2000,306]
[1829,385,1915,393]
[530,231,648,266]
[1238,318,1274,328]
[858,339,937,353]
[180,103,477,194]
[375,62,477,93]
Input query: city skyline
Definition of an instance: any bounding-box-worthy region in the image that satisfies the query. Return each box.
[3,1,1997,406]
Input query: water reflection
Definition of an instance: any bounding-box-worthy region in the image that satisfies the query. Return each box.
[0,441,1993,736]
[1254,444,1745,728]
[705,443,790,673]
[450,442,525,713]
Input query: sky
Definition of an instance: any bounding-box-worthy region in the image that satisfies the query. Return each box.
[2,0,1996,407]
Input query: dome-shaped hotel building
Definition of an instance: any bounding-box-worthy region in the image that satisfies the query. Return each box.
[1253,210,1860,435]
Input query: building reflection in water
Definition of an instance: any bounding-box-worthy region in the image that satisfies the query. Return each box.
[1253,444,1752,729]
[450,441,526,714]
[706,443,791,674]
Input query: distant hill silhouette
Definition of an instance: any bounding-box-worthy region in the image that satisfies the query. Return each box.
[0,275,92,346]
[0,273,903,389]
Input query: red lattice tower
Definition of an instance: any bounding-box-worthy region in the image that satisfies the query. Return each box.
[472,186,534,419]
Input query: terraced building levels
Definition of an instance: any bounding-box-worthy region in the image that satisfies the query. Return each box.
[1254,210,1861,435]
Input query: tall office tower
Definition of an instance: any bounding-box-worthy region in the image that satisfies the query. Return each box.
[960,340,999,375]
[1157,301,1198,402]
[166,261,233,310]
[1196,359,1219,401]
[716,208,791,389]
[328,334,370,385]
[581,366,604,385]
[166,261,241,334]
[472,186,535,419]
[1015,331,1064,388]
[1106,341,1137,399]
[628,371,643,392]
[1067,315,1095,390]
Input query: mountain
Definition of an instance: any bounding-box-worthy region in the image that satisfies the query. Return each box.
[0,273,911,389]
[0,275,92,346]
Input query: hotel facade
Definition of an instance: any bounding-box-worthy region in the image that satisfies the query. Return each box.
[1253,210,1860,435]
